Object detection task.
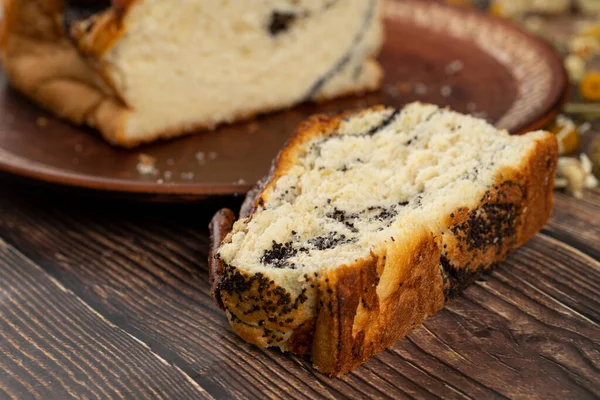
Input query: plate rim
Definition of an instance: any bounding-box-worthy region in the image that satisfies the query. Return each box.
[0,0,569,199]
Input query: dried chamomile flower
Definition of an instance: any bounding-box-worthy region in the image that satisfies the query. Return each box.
[555,154,599,199]
[576,0,600,16]
[547,115,581,156]
[490,0,570,18]
[579,72,600,102]
[564,54,587,83]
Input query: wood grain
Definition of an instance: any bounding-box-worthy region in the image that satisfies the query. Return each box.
[543,191,600,260]
[0,186,597,399]
[0,238,208,399]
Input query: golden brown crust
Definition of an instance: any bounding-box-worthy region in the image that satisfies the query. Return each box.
[208,208,236,310]
[69,0,132,59]
[312,132,558,375]
[0,0,129,143]
[312,231,445,375]
[209,106,559,376]
[218,266,318,350]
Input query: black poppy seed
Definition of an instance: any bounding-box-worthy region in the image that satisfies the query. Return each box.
[268,11,296,36]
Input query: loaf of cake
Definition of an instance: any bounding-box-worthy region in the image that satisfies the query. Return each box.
[209,102,558,376]
[0,0,383,147]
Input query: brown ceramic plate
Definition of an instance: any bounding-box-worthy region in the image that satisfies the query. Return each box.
[0,0,567,202]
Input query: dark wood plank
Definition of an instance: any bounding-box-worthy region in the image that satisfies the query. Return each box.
[0,187,598,399]
[543,188,600,261]
[0,192,403,400]
[0,237,209,400]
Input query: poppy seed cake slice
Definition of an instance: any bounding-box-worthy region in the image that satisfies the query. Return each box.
[209,102,558,376]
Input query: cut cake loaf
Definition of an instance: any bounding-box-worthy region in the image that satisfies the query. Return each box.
[209,102,558,376]
[0,0,383,147]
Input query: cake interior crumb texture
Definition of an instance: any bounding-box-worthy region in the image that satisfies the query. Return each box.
[101,0,383,140]
[218,102,551,296]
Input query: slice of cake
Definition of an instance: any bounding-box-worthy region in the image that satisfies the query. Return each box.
[209,102,558,376]
[0,0,383,147]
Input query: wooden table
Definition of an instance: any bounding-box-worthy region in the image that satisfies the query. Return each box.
[0,178,598,400]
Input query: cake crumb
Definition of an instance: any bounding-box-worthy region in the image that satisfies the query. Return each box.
[137,154,157,175]
[164,171,172,180]
[36,117,48,127]
[414,83,428,96]
[467,102,477,112]
[208,152,218,160]
[157,179,164,184]
[384,84,399,98]
[247,122,260,133]
[396,82,412,93]
[166,158,175,166]
[441,85,453,97]
[236,179,247,185]
[472,111,488,120]
[181,171,195,180]
[445,60,464,75]
[74,144,83,153]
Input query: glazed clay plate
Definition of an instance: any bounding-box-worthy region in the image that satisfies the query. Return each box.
[0,0,567,201]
